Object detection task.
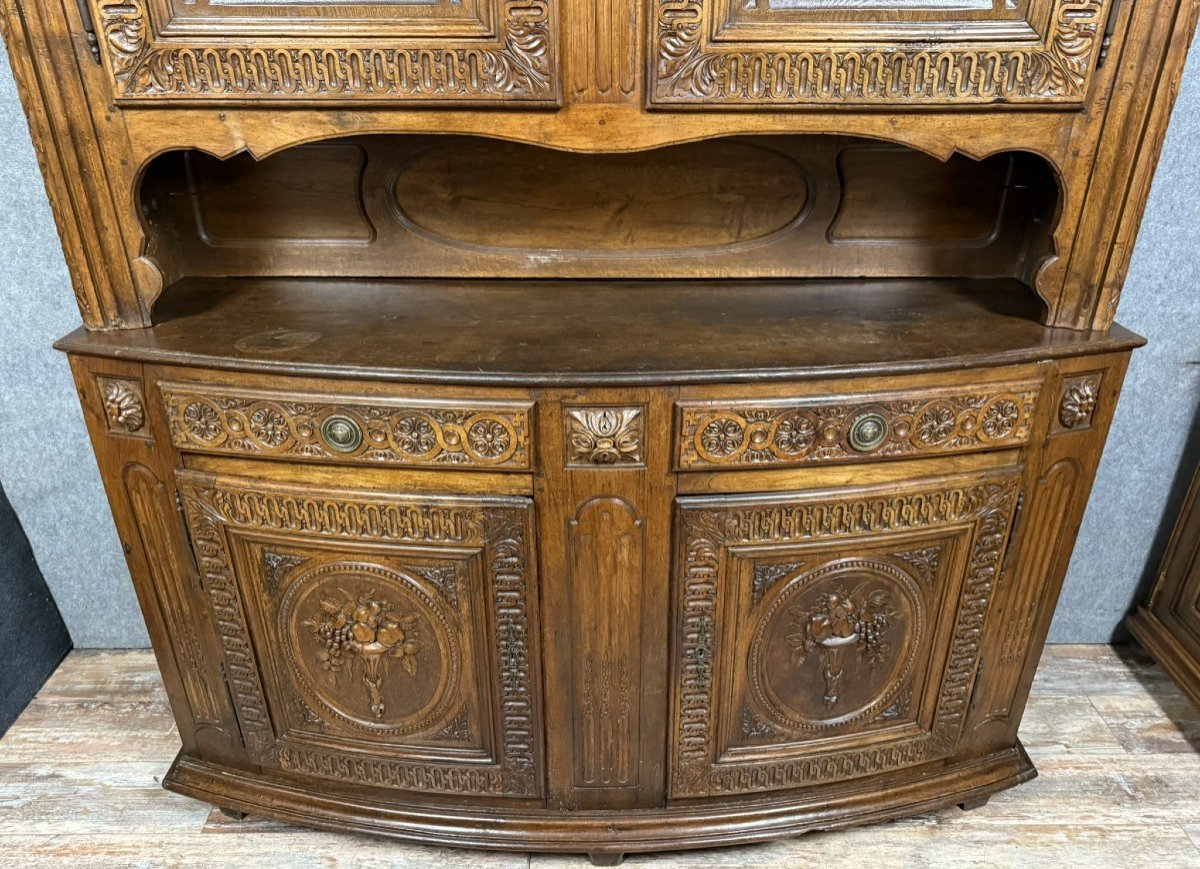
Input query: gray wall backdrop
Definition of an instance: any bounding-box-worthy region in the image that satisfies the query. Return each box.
[2,42,1199,648]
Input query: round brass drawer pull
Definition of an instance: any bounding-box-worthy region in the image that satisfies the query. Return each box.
[321,415,363,453]
[849,412,889,452]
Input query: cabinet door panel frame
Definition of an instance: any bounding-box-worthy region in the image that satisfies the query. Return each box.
[176,470,545,798]
[649,0,1111,108]
[669,470,1020,798]
[92,0,560,104]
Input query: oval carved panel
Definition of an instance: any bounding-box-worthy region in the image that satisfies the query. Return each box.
[749,559,924,730]
[280,561,460,734]
[391,139,810,255]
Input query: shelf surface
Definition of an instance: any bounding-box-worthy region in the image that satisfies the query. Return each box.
[57,277,1143,385]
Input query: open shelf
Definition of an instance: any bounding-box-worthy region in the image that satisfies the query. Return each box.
[58,277,1140,386]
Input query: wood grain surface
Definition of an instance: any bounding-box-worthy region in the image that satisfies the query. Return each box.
[2,646,1198,867]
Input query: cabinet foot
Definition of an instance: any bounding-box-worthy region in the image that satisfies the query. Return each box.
[218,806,247,821]
[958,795,990,812]
[588,853,625,867]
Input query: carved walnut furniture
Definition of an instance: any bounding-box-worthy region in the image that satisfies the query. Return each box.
[3,0,1197,863]
[1129,458,1200,709]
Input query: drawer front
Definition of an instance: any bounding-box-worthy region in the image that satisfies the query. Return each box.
[160,381,534,470]
[176,471,544,797]
[650,0,1111,108]
[668,468,1020,798]
[676,380,1039,470]
[92,0,560,104]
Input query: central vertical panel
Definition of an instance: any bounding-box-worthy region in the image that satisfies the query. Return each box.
[537,390,675,810]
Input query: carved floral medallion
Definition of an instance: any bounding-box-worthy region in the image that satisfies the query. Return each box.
[1058,374,1101,430]
[161,382,532,469]
[678,383,1039,469]
[98,377,147,435]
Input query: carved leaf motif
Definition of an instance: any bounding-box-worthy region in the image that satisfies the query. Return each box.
[566,407,644,465]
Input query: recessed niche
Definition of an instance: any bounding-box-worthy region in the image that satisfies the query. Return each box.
[139,134,1059,291]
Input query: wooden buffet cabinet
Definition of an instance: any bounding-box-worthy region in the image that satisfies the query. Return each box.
[1129,460,1200,709]
[4,0,1198,862]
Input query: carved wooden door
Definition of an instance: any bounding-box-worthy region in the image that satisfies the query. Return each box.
[176,470,544,799]
[668,469,1020,798]
[650,0,1112,108]
[92,0,560,104]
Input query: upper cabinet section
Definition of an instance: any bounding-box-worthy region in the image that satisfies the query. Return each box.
[649,0,1113,108]
[92,0,561,104]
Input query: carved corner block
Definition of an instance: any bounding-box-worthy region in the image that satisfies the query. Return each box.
[1053,372,1104,434]
[565,406,646,468]
[96,376,150,439]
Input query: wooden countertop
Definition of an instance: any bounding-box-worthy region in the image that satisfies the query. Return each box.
[57,277,1144,386]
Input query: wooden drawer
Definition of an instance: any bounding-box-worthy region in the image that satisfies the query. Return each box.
[649,0,1112,108]
[159,380,534,471]
[91,0,560,105]
[675,379,1040,471]
[668,467,1021,797]
[175,470,544,797]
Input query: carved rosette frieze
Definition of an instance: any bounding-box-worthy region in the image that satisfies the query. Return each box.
[671,476,1019,797]
[652,0,1107,106]
[97,376,148,437]
[176,474,541,797]
[677,383,1039,470]
[93,0,559,103]
[565,406,645,467]
[1056,373,1103,431]
[161,383,532,470]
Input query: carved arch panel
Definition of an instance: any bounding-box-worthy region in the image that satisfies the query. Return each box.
[176,470,544,798]
[670,470,1020,798]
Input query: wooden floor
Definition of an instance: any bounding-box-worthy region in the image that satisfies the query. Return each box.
[2,647,1199,867]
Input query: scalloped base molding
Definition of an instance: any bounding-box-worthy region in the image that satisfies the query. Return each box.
[164,744,1035,862]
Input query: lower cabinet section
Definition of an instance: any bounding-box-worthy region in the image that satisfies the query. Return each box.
[65,351,1134,858]
[669,470,1020,798]
[175,471,544,799]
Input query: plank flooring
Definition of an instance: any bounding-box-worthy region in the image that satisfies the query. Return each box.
[2,646,1198,867]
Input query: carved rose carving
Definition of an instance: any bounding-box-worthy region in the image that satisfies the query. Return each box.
[391,415,438,456]
[773,414,817,455]
[700,417,745,457]
[981,400,1021,439]
[101,380,145,433]
[1059,381,1098,429]
[182,401,222,441]
[468,419,512,459]
[248,406,290,446]
[914,403,957,446]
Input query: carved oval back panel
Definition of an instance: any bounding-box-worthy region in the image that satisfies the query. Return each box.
[280,561,459,733]
[750,559,923,730]
[391,138,811,254]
